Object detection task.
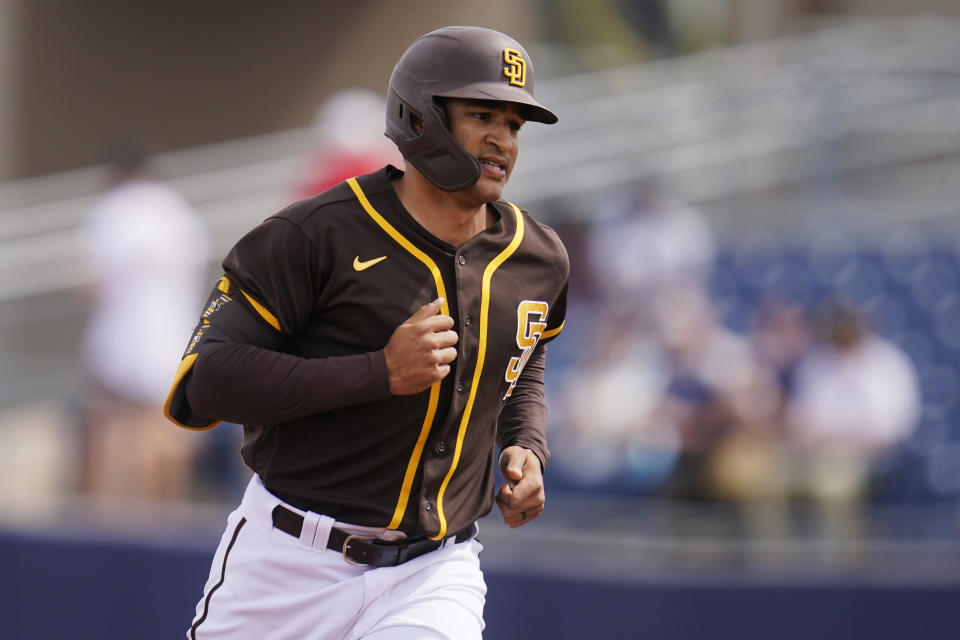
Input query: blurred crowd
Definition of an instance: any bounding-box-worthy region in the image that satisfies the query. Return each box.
[545,183,925,543]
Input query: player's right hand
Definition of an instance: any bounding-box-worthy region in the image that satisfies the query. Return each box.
[384,298,458,395]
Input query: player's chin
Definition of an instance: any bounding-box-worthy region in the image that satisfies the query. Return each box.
[470,176,508,203]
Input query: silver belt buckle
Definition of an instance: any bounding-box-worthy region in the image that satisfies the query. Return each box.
[341,534,377,566]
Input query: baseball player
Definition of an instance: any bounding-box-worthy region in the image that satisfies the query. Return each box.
[164,25,568,639]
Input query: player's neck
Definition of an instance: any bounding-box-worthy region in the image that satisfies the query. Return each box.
[392,169,494,247]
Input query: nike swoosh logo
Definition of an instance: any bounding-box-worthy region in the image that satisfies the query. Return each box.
[353,255,387,271]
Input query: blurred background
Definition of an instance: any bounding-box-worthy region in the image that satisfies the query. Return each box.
[2,0,960,638]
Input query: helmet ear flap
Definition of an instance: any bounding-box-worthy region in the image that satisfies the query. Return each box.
[385,90,481,192]
[385,90,420,143]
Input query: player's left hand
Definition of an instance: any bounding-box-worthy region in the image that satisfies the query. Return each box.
[495,446,544,528]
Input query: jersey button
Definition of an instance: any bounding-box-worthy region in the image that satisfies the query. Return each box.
[464,315,472,326]
[457,254,466,266]
[435,441,447,455]
[456,380,464,393]
[424,499,432,511]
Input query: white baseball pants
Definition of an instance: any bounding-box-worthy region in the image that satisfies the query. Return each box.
[188,475,486,639]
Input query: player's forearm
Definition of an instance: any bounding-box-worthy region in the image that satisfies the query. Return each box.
[185,342,391,424]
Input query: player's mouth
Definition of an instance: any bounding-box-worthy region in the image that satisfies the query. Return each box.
[479,155,508,180]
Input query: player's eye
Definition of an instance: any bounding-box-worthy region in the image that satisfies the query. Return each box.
[471,111,491,122]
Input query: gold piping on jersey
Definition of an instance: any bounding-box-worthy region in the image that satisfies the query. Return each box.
[241,289,281,332]
[432,202,525,540]
[217,276,230,293]
[541,320,564,340]
[346,177,451,531]
[163,352,221,430]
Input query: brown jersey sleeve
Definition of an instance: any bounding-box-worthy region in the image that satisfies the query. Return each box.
[496,343,549,469]
[221,216,320,336]
[186,341,389,425]
[538,223,569,344]
[540,282,567,344]
[493,216,567,468]
[163,213,392,429]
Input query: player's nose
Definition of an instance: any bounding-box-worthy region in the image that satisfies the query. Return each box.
[485,122,517,153]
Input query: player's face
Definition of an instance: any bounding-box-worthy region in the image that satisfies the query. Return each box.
[445,98,525,203]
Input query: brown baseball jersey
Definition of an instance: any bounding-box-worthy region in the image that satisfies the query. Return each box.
[164,166,568,540]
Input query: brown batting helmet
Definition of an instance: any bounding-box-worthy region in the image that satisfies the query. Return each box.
[385,26,558,192]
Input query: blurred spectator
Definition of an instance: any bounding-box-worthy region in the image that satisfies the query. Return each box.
[550,182,724,495]
[586,180,715,319]
[293,87,402,199]
[750,301,814,410]
[785,300,921,543]
[550,312,680,492]
[553,187,749,498]
[78,141,210,503]
[653,287,782,503]
[706,300,814,542]
[551,180,713,492]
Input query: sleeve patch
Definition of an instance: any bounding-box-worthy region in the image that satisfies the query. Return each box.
[184,293,232,357]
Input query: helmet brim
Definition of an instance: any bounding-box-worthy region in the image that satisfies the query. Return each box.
[436,82,558,125]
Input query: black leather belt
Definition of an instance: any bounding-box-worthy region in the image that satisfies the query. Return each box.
[271,504,477,567]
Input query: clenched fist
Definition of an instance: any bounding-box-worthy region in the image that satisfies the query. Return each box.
[495,446,545,528]
[384,298,459,395]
